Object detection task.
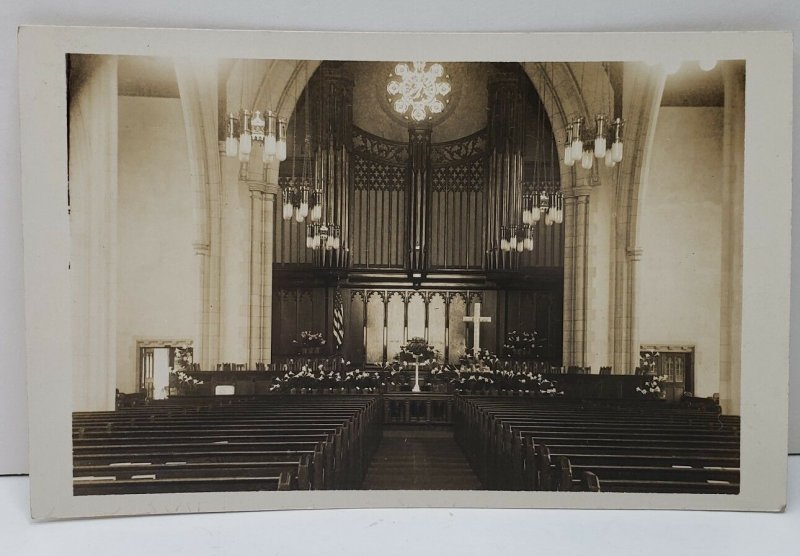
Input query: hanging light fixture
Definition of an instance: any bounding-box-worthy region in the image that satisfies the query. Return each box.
[563,113,624,169]
[561,63,626,171]
[224,62,289,164]
[225,109,287,163]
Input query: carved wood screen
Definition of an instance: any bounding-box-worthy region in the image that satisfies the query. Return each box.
[351,128,407,268]
[429,131,487,269]
[272,287,330,355]
[343,288,484,366]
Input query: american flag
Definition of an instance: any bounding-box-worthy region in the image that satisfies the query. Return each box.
[333,289,345,351]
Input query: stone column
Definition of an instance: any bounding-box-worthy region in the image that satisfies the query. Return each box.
[562,185,591,368]
[175,59,223,371]
[247,185,265,367]
[261,184,278,364]
[626,246,643,373]
[718,61,745,414]
[69,55,118,411]
[609,63,665,374]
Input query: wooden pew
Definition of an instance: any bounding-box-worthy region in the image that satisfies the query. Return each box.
[453,395,740,494]
[73,395,382,495]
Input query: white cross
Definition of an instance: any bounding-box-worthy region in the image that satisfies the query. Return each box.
[463,302,492,350]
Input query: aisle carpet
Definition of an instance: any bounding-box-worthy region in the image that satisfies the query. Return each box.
[361,426,483,490]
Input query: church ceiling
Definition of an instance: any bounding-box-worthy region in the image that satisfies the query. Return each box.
[117,55,179,98]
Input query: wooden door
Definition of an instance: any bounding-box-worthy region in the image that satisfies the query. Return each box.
[642,346,694,402]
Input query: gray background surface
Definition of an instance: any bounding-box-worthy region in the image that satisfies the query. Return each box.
[1,3,797,554]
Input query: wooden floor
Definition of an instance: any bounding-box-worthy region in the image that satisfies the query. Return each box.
[361,426,483,490]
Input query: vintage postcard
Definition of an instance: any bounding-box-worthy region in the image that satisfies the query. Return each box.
[18,27,792,519]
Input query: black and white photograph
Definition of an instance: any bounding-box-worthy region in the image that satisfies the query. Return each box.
[18,28,792,518]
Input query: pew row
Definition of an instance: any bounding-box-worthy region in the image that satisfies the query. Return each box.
[454,396,740,494]
[72,396,381,495]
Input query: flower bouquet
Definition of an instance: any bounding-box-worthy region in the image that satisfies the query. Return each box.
[293,330,327,355]
[636,374,669,399]
[502,330,544,360]
[394,337,438,368]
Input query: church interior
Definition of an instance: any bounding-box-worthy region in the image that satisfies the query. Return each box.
[68,55,744,495]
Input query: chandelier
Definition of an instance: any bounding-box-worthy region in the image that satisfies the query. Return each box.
[387,62,451,122]
[224,109,288,163]
[563,114,624,169]
[281,132,324,225]
[500,187,563,253]
[306,223,342,251]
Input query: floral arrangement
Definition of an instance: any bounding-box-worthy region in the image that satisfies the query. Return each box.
[429,364,461,383]
[270,364,383,393]
[293,330,327,348]
[458,347,501,370]
[639,349,661,374]
[385,365,412,387]
[502,330,544,360]
[636,374,669,399]
[452,369,563,395]
[168,369,204,396]
[170,369,203,386]
[394,337,438,367]
[173,347,194,372]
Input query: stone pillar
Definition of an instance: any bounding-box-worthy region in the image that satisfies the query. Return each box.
[626,246,643,373]
[69,55,118,411]
[175,59,223,371]
[261,163,281,364]
[609,63,665,374]
[718,61,745,415]
[562,185,591,368]
[247,185,265,367]
[215,149,250,366]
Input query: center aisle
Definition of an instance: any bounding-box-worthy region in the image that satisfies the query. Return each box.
[361,426,483,490]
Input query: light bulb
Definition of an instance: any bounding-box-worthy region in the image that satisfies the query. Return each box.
[594,136,606,159]
[571,139,583,162]
[524,237,534,251]
[262,145,275,163]
[295,207,304,223]
[264,134,277,157]
[581,150,594,170]
[530,209,541,223]
[282,203,293,221]
[299,202,309,219]
[332,236,340,250]
[545,213,554,226]
[225,136,239,158]
[612,140,624,163]
[500,238,510,252]
[604,150,616,168]
[509,236,517,250]
[306,235,314,249]
[239,132,252,155]
[311,205,321,222]
[516,240,524,253]
[274,118,288,162]
[563,145,575,166]
[277,140,287,162]
[555,209,564,224]
[522,209,532,225]
[699,58,717,72]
